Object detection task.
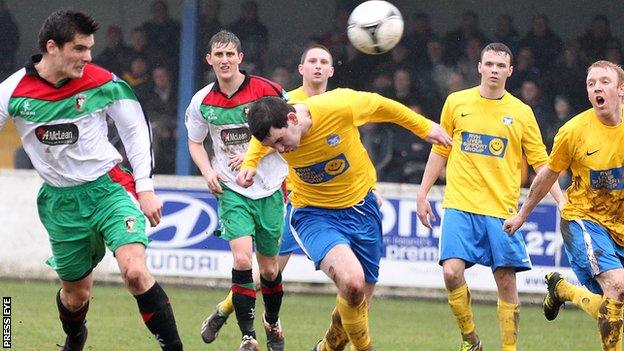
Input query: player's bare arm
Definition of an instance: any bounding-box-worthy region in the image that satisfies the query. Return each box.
[188,139,224,194]
[137,191,163,227]
[416,152,448,229]
[503,166,560,234]
[425,123,453,147]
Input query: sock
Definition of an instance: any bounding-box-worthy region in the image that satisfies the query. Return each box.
[497,299,519,351]
[557,280,602,319]
[447,284,477,343]
[336,294,371,351]
[134,282,183,351]
[319,305,349,351]
[260,271,284,325]
[56,289,89,337]
[218,290,235,315]
[598,297,623,351]
[232,269,257,338]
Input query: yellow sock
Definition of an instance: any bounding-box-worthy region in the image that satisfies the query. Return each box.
[217,290,234,315]
[557,280,602,319]
[447,284,477,340]
[319,305,349,351]
[497,299,519,351]
[598,297,623,351]
[336,294,372,351]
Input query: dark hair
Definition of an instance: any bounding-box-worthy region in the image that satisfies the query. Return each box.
[38,10,99,53]
[208,30,242,53]
[299,43,333,65]
[248,96,294,141]
[481,42,513,66]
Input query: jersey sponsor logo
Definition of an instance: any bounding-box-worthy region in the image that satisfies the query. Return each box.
[35,123,79,145]
[220,127,251,145]
[326,134,340,146]
[74,93,87,112]
[460,132,508,158]
[502,115,513,125]
[590,166,624,190]
[294,153,350,184]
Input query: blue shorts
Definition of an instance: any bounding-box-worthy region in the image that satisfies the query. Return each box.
[289,191,382,283]
[439,208,531,272]
[279,202,303,255]
[560,219,624,294]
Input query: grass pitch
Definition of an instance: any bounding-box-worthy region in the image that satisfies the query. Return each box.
[4,279,598,350]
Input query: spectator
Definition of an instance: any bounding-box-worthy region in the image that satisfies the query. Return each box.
[198,0,223,85]
[605,41,623,65]
[129,27,151,63]
[94,25,132,76]
[421,38,453,111]
[143,67,178,174]
[443,11,489,64]
[456,37,483,86]
[228,0,268,74]
[519,14,563,74]
[333,43,380,90]
[578,15,621,63]
[493,14,520,53]
[318,4,351,59]
[544,43,588,114]
[0,0,19,80]
[519,80,555,148]
[507,46,541,94]
[269,65,293,90]
[123,57,151,100]
[403,12,436,69]
[141,0,180,72]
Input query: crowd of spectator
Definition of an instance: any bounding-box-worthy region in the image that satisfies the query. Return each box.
[2,0,622,185]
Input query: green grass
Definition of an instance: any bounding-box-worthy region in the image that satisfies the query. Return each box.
[4,279,599,350]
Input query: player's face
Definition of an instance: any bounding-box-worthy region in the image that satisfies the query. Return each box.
[586,67,624,118]
[262,115,302,153]
[299,48,334,85]
[206,42,243,81]
[51,33,94,79]
[478,50,512,89]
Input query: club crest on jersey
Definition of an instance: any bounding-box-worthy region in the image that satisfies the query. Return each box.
[326,134,340,146]
[502,115,513,126]
[74,94,87,112]
[124,216,137,233]
[243,105,250,118]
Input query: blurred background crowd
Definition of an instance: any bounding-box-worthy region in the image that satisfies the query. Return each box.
[1,0,621,187]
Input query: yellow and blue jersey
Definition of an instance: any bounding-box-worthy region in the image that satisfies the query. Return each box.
[245,88,432,208]
[432,87,548,218]
[548,107,624,245]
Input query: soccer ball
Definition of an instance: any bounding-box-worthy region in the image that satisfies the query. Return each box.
[347,0,404,55]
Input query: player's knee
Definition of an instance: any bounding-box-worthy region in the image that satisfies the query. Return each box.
[341,276,365,304]
[259,265,278,281]
[122,267,151,292]
[442,265,464,285]
[64,289,90,311]
[232,252,253,270]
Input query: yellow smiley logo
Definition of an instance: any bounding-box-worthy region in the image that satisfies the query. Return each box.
[324,159,346,175]
[488,138,504,156]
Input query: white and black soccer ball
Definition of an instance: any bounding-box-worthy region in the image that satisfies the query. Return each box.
[347,0,404,55]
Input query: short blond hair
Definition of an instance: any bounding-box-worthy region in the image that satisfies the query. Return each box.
[588,60,624,85]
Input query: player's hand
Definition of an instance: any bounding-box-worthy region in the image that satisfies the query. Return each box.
[228,153,245,171]
[372,189,384,207]
[203,169,224,194]
[425,123,453,147]
[503,214,525,235]
[236,168,256,188]
[137,191,163,227]
[416,194,436,229]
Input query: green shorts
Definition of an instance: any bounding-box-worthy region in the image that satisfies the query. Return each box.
[216,186,284,257]
[38,167,148,281]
